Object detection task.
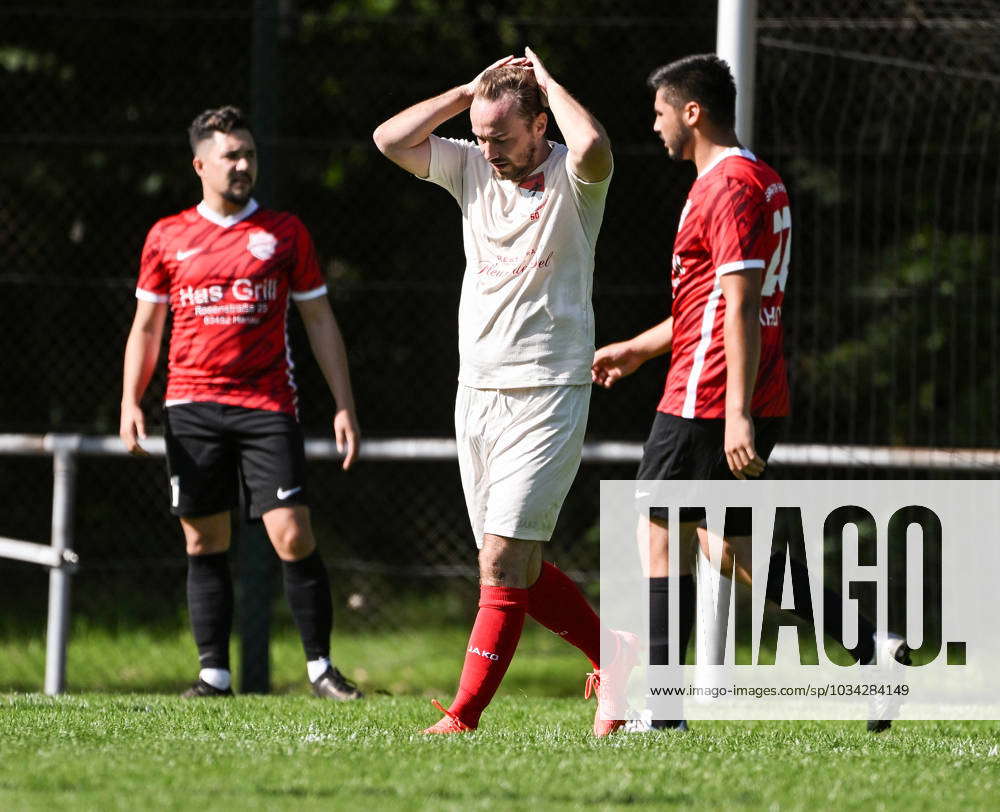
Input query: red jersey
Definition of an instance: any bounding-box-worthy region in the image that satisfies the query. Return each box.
[136,200,327,416]
[659,148,790,419]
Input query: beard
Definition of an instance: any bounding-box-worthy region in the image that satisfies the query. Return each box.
[494,142,537,182]
[223,174,254,205]
[665,126,692,162]
[222,188,251,205]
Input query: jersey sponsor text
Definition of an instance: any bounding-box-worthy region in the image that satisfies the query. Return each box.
[135,201,326,416]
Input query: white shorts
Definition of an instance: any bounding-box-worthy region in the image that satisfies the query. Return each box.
[455,384,590,548]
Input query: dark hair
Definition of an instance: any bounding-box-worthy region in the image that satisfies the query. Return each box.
[647,54,736,130]
[474,66,545,124]
[188,106,251,153]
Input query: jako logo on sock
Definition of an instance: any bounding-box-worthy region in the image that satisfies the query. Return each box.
[468,646,500,661]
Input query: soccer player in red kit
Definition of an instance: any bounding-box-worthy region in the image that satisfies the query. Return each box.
[120,106,364,700]
[593,55,908,732]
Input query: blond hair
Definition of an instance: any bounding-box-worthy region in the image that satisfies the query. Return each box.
[474,66,545,123]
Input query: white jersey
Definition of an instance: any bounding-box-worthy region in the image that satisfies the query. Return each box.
[424,136,611,388]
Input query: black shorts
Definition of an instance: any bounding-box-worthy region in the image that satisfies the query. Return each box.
[163,402,308,519]
[637,412,785,533]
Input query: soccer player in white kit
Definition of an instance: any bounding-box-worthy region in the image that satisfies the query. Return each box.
[374,50,636,735]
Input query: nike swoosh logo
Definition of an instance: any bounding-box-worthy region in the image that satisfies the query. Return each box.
[176,248,203,261]
[277,486,302,500]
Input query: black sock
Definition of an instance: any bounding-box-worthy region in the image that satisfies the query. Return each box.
[187,552,233,670]
[649,575,694,727]
[648,575,696,665]
[766,553,876,663]
[282,549,333,664]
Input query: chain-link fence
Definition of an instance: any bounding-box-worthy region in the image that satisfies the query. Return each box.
[757,0,1000,446]
[2,1,998,690]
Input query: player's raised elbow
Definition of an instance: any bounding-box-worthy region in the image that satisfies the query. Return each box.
[372,124,413,165]
[373,121,414,160]
[572,132,613,183]
[582,127,611,155]
[372,128,431,177]
[372,123,394,156]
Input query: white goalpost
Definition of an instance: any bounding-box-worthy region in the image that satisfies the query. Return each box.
[687,0,760,689]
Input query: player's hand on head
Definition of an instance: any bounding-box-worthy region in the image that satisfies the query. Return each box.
[591,342,642,389]
[523,46,552,102]
[119,403,149,456]
[333,408,360,471]
[465,55,527,96]
[724,414,765,480]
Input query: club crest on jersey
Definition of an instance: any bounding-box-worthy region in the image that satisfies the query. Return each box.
[518,172,547,221]
[247,230,277,261]
[518,172,545,200]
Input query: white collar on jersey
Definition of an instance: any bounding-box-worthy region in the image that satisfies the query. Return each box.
[196,198,259,228]
[697,146,757,178]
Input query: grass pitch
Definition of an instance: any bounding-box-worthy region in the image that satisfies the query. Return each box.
[2,624,998,809]
[2,694,998,811]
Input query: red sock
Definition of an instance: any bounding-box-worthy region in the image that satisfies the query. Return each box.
[448,585,528,728]
[527,561,610,669]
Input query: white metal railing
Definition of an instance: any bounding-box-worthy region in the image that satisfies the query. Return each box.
[1,436,80,695]
[5,433,1000,468]
[3,432,999,695]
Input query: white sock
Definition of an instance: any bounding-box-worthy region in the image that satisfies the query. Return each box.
[199,667,231,690]
[307,657,331,683]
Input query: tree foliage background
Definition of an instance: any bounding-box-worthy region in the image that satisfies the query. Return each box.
[0,0,997,643]
[3,0,996,446]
